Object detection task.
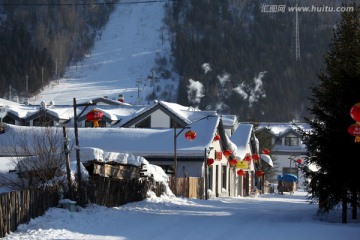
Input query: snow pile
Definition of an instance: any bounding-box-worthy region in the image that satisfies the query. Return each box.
[70,147,168,182]
[72,147,145,166]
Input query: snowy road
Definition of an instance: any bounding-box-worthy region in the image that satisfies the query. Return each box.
[4,191,360,240]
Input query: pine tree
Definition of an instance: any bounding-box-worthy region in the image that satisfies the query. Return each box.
[300,3,360,224]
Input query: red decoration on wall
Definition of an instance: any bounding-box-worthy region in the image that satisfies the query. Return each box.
[207,158,215,166]
[350,103,360,122]
[237,169,246,176]
[296,159,302,164]
[215,151,223,160]
[86,109,103,128]
[185,130,197,141]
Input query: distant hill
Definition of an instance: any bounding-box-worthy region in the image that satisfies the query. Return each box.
[0,0,117,99]
[0,0,346,122]
[165,0,343,122]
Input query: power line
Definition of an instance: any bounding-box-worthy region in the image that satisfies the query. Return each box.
[0,0,173,6]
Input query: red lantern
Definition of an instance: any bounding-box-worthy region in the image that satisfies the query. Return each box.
[350,103,360,122]
[237,169,246,176]
[86,109,103,128]
[207,158,214,166]
[213,134,221,141]
[229,159,238,166]
[223,150,232,158]
[262,149,270,155]
[244,154,252,162]
[348,123,360,142]
[252,154,260,163]
[255,170,264,177]
[185,130,196,141]
[296,159,302,164]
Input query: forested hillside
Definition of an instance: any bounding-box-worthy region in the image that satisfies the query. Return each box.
[0,0,117,99]
[166,0,341,121]
[0,0,345,122]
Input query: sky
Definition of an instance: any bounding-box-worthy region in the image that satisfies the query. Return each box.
[1,1,360,239]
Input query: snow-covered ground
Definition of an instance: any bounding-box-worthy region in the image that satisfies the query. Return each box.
[3,191,360,240]
[30,1,174,106]
[2,2,360,239]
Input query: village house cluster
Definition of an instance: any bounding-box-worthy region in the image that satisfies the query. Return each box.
[0,97,310,198]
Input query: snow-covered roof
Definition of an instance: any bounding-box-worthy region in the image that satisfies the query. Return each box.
[0,115,220,158]
[257,122,311,136]
[0,98,224,127]
[221,115,238,128]
[260,153,273,167]
[229,123,253,159]
[118,100,219,127]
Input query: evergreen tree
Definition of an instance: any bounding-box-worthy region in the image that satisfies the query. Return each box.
[300,3,360,224]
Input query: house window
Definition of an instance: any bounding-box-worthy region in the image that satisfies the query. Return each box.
[3,116,15,125]
[135,116,151,128]
[222,165,227,189]
[284,134,299,146]
[33,116,53,126]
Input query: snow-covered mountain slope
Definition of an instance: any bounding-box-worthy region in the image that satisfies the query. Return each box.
[30,1,174,105]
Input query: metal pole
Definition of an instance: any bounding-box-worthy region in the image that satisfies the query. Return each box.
[73,98,83,205]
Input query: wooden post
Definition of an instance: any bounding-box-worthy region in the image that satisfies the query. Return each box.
[73,98,83,206]
[63,126,73,199]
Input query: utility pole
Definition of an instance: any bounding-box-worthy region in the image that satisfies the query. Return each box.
[72,98,96,206]
[295,1,301,61]
[73,98,82,205]
[147,71,158,102]
[25,75,29,93]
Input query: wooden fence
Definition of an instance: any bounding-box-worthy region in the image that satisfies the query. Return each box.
[0,177,166,238]
[0,187,60,238]
[169,177,204,199]
[87,175,165,208]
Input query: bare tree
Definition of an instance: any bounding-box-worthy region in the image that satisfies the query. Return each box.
[0,126,68,190]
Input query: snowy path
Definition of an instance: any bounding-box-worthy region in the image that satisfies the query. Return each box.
[4,192,360,240]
